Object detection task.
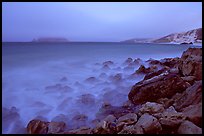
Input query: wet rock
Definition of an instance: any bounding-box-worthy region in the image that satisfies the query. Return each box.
[103,61,114,66]
[139,102,165,115]
[128,73,188,105]
[173,80,202,111]
[123,58,133,65]
[177,120,202,134]
[84,77,99,83]
[60,77,67,82]
[178,48,202,80]
[71,114,88,129]
[51,114,69,124]
[181,102,202,127]
[109,73,123,83]
[135,65,158,74]
[122,100,135,108]
[27,120,49,134]
[99,73,108,79]
[45,84,73,93]
[135,113,162,134]
[102,64,110,71]
[147,59,162,65]
[47,122,66,134]
[77,94,96,105]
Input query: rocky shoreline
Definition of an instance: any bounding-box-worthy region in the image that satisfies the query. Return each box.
[26,48,202,134]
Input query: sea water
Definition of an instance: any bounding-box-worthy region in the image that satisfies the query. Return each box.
[2,42,191,133]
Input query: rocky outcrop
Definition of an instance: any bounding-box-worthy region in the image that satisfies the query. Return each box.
[128,72,188,105]
[135,65,158,74]
[178,48,202,80]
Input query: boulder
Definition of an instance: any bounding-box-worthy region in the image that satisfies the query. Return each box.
[76,94,96,105]
[47,122,66,134]
[84,77,99,83]
[173,80,202,111]
[123,58,133,65]
[128,73,188,105]
[181,102,202,127]
[102,64,110,71]
[135,113,162,134]
[156,106,186,128]
[177,120,202,134]
[118,124,144,134]
[27,120,49,134]
[178,48,202,80]
[181,76,196,85]
[143,67,169,80]
[117,113,137,125]
[160,57,180,68]
[139,102,165,115]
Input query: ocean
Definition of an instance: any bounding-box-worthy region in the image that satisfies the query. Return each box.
[2,42,193,133]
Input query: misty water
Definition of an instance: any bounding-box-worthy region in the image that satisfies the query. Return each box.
[2,42,191,133]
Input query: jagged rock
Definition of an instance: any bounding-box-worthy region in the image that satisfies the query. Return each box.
[135,113,162,134]
[173,80,202,111]
[146,58,162,65]
[128,72,188,105]
[109,73,123,83]
[47,122,66,134]
[178,48,202,80]
[160,57,180,68]
[181,102,202,127]
[139,102,165,115]
[135,65,158,74]
[123,58,133,65]
[27,120,49,134]
[177,120,202,134]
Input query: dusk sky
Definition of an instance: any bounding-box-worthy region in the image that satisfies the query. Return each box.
[2,2,202,42]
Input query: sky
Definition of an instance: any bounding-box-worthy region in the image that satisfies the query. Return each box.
[2,2,202,42]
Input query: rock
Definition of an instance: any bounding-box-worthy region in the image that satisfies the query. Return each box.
[60,77,67,82]
[117,113,137,125]
[99,73,108,79]
[27,120,49,134]
[103,61,114,66]
[178,48,202,80]
[177,120,202,134]
[84,77,99,83]
[47,122,66,134]
[123,58,133,65]
[160,57,180,68]
[181,102,202,127]
[173,80,202,111]
[143,67,169,80]
[139,102,165,115]
[128,73,188,105]
[66,127,92,134]
[135,113,162,134]
[71,114,88,129]
[118,125,144,134]
[45,84,73,93]
[146,58,162,65]
[102,64,110,71]
[135,65,157,74]
[181,76,196,85]
[92,115,117,134]
[122,100,135,108]
[109,73,123,83]
[157,106,186,128]
[77,94,96,105]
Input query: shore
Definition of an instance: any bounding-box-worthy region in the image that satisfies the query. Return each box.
[5,47,202,134]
